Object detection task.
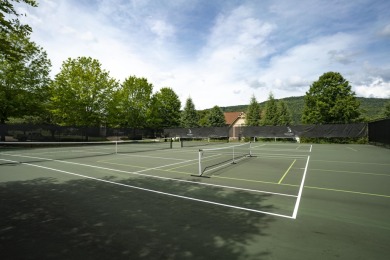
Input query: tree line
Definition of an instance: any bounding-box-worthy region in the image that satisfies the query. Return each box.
[1,1,389,135]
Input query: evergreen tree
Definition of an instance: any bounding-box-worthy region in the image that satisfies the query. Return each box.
[302,72,360,124]
[180,97,198,128]
[206,106,226,127]
[277,100,293,125]
[261,92,278,126]
[245,95,261,126]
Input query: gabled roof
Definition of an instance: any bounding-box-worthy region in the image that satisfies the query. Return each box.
[224,112,245,126]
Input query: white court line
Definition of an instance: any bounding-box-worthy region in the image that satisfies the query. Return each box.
[22,162,294,219]
[0,158,19,163]
[2,152,297,197]
[249,144,266,148]
[116,153,187,161]
[251,153,307,159]
[292,155,311,219]
[251,148,311,153]
[346,147,358,152]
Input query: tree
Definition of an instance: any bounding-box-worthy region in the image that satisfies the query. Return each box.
[245,95,261,126]
[1,0,38,61]
[302,72,361,124]
[108,76,153,129]
[50,57,118,128]
[0,31,51,125]
[381,101,390,118]
[277,100,292,125]
[206,106,226,127]
[261,92,278,126]
[180,97,198,128]
[150,87,181,128]
[197,109,209,127]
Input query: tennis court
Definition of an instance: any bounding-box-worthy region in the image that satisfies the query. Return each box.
[1,141,389,259]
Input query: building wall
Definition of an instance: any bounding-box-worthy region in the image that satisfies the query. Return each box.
[230,115,246,140]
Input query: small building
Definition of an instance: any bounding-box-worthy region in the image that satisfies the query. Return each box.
[224,112,246,140]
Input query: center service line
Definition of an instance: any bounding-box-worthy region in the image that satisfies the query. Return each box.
[278,159,296,184]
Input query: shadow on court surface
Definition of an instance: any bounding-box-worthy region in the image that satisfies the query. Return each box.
[0,176,275,259]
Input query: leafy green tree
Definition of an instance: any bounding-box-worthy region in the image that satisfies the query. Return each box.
[108,76,153,129]
[206,106,226,127]
[50,57,118,128]
[381,101,390,118]
[245,95,261,126]
[302,72,361,124]
[149,87,181,128]
[197,109,209,127]
[1,0,38,61]
[261,92,278,126]
[180,97,198,128]
[277,100,292,125]
[0,32,51,125]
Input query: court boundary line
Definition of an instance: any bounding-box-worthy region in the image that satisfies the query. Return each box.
[311,159,390,166]
[310,168,389,177]
[21,162,295,219]
[292,155,310,219]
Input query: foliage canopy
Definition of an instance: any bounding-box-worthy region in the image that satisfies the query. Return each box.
[149,87,181,128]
[302,72,361,124]
[0,31,51,125]
[50,57,118,127]
[0,0,38,61]
[206,106,226,127]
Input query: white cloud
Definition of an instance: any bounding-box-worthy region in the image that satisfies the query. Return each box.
[148,19,175,39]
[254,33,359,95]
[328,50,355,65]
[355,78,390,98]
[16,0,390,109]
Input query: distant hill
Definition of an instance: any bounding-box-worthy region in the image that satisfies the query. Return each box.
[220,96,390,124]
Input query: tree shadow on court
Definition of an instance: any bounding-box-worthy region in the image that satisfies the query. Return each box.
[0,175,277,259]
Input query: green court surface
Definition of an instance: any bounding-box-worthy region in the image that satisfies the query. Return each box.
[0,142,389,259]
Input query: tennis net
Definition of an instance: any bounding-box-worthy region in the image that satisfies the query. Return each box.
[194,142,252,177]
[0,138,172,165]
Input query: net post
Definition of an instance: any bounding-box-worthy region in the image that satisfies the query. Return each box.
[115,141,118,154]
[232,146,236,164]
[198,149,202,176]
[191,149,210,178]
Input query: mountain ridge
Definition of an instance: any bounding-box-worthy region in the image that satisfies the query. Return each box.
[219,96,390,124]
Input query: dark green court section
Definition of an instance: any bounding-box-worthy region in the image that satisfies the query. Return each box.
[0,143,389,259]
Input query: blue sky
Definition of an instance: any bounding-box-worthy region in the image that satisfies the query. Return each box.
[20,0,390,109]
